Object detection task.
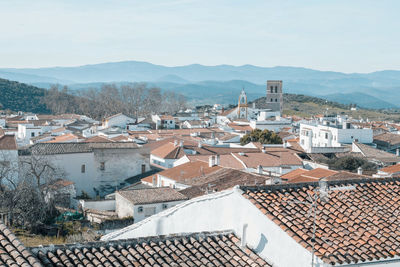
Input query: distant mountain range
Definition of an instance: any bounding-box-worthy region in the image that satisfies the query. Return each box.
[1,61,400,109]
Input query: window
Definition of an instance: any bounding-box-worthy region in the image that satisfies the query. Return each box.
[275,86,278,93]
[138,206,143,213]
[81,164,86,173]
[141,164,146,174]
[162,203,168,209]
[325,133,328,139]
[100,162,105,171]
[270,86,273,92]
[275,98,278,102]
[31,132,35,137]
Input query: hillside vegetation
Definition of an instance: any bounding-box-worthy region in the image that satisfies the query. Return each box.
[0,78,49,113]
[251,94,400,122]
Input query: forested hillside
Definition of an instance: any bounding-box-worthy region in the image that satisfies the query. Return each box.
[0,78,49,113]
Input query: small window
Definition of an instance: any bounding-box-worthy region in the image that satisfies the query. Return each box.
[162,204,168,209]
[31,132,35,137]
[275,99,278,102]
[141,164,146,174]
[100,162,105,171]
[325,133,328,139]
[275,86,278,93]
[81,164,86,173]
[138,206,143,213]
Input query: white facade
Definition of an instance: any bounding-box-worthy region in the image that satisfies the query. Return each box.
[150,154,178,169]
[20,147,150,198]
[103,114,135,129]
[151,115,175,129]
[17,124,43,146]
[250,118,292,132]
[300,122,373,153]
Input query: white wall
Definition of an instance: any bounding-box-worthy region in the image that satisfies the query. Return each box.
[150,154,176,169]
[133,200,186,222]
[81,199,116,211]
[116,192,186,222]
[19,147,150,198]
[300,123,373,152]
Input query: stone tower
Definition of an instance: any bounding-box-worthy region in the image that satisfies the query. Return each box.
[266,80,283,115]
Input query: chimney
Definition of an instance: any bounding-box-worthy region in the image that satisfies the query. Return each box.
[261,149,266,154]
[174,140,178,146]
[357,167,363,175]
[241,223,248,248]
[257,165,263,174]
[283,141,288,148]
[198,141,202,148]
[179,140,183,147]
[397,148,400,157]
[208,156,215,167]
[215,155,220,166]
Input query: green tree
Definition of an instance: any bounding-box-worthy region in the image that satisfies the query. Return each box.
[328,156,377,172]
[240,129,282,146]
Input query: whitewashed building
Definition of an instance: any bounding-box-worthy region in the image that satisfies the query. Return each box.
[115,187,188,222]
[19,142,150,197]
[300,119,373,153]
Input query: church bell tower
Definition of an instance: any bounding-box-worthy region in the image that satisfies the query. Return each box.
[237,89,248,119]
[266,80,283,115]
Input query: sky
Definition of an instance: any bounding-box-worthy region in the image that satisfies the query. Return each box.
[0,0,399,73]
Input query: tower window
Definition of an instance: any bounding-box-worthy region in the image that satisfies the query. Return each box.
[270,86,273,92]
[275,86,278,93]
[275,99,278,102]
[81,164,86,173]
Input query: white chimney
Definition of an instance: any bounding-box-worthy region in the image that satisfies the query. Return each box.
[208,156,215,167]
[198,141,202,148]
[397,148,400,157]
[174,140,178,146]
[261,149,266,154]
[357,167,363,175]
[215,155,220,166]
[283,141,288,148]
[179,140,183,147]
[241,223,248,248]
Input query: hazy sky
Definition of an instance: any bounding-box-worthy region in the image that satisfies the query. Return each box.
[0,0,399,72]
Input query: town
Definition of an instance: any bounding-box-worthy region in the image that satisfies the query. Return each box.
[1,79,400,266]
[2,1,400,266]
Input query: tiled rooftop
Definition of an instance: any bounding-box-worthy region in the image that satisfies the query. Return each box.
[242,178,400,265]
[0,223,42,267]
[31,231,270,267]
[117,187,188,205]
[0,134,17,150]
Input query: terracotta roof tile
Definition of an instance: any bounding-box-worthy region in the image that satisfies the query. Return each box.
[150,161,221,185]
[0,135,17,150]
[117,187,188,205]
[241,178,400,265]
[32,231,270,266]
[0,223,42,267]
[380,163,400,174]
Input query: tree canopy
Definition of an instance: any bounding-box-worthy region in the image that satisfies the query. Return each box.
[240,129,282,146]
